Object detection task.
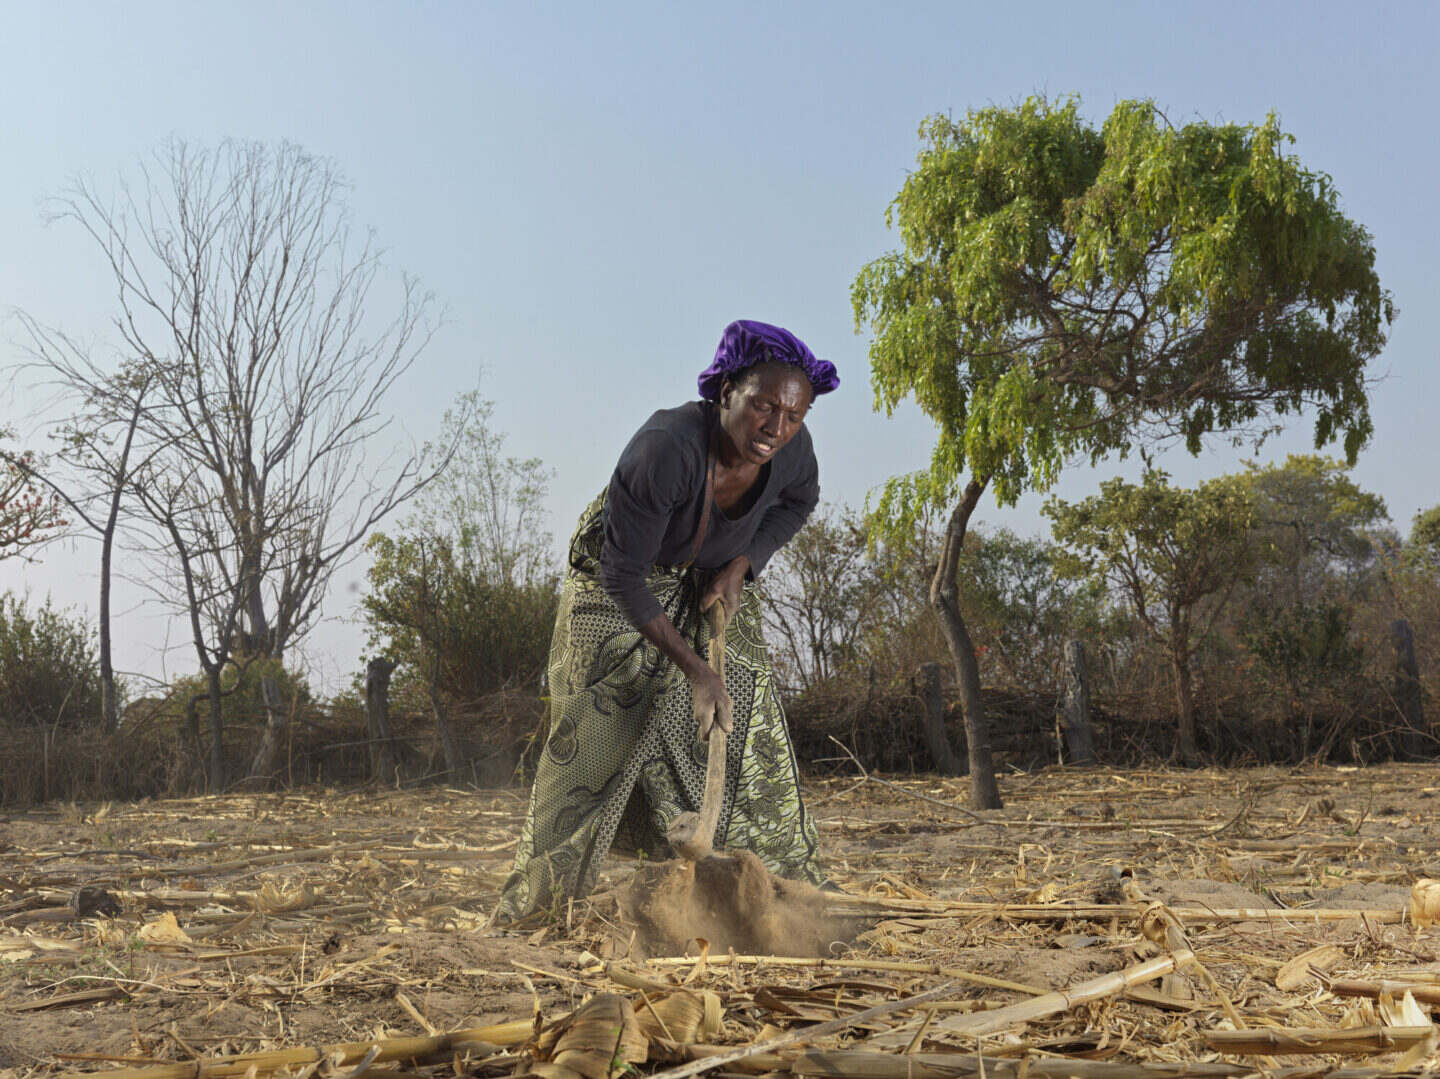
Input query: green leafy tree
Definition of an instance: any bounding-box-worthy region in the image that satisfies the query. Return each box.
[853,96,1391,804]
[956,527,1107,690]
[0,593,104,729]
[1046,471,1258,762]
[1241,454,1388,605]
[1409,506,1440,567]
[411,390,555,590]
[1397,508,1440,722]
[363,533,556,700]
[362,392,558,772]
[1224,456,1387,755]
[1241,600,1363,756]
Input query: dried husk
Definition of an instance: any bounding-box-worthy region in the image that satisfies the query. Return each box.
[1377,988,1432,1027]
[137,911,193,944]
[1275,944,1345,990]
[1411,878,1440,929]
[256,878,317,913]
[525,993,649,1079]
[635,989,724,1043]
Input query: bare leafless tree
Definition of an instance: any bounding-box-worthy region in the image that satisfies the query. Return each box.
[760,507,875,692]
[131,445,253,785]
[0,341,158,732]
[22,138,458,784]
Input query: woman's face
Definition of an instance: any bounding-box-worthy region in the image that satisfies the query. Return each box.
[718,363,813,466]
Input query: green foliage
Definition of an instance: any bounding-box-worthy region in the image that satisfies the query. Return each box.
[0,592,105,728]
[164,657,313,728]
[1239,599,1368,757]
[956,527,1107,689]
[1409,506,1440,566]
[1240,454,1388,603]
[363,531,557,704]
[1045,469,1257,657]
[1243,600,1363,699]
[1214,456,1389,749]
[854,96,1392,540]
[363,389,559,704]
[414,390,555,589]
[1047,469,1262,758]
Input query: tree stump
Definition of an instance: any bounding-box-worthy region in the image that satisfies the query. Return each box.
[1391,619,1427,759]
[1059,640,1097,765]
[916,662,965,775]
[365,657,399,781]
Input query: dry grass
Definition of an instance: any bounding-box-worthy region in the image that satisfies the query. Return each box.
[2,764,1439,1078]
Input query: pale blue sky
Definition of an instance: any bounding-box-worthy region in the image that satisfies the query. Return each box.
[2,2,1434,691]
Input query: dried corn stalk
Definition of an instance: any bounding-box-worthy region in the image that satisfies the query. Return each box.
[1274,944,1345,991]
[1378,988,1432,1027]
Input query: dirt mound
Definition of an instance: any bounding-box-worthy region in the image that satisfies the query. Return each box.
[619,849,859,958]
[1143,878,1277,910]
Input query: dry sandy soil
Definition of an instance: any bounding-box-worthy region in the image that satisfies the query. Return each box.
[1,763,1438,1077]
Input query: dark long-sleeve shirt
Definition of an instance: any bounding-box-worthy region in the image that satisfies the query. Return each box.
[600,401,820,628]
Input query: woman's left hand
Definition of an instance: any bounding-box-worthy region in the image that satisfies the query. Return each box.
[702,555,750,617]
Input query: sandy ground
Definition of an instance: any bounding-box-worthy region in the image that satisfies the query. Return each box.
[1,763,1438,1076]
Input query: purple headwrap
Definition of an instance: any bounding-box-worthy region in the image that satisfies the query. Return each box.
[697,319,840,402]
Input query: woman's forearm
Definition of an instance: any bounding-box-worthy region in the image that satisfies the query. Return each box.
[638,612,709,680]
[640,608,732,734]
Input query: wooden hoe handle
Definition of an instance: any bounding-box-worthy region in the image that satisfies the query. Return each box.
[667,599,729,861]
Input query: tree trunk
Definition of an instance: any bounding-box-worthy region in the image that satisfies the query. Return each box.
[423,626,463,777]
[931,478,1001,809]
[1172,649,1199,765]
[915,662,964,775]
[1391,619,1426,759]
[98,386,149,732]
[429,689,463,777]
[245,579,274,658]
[98,530,119,733]
[206,666,226,790]
[365,657,398,782]
[1059,640,1097,765]
[185,695,204,786]
[248,676,287,783]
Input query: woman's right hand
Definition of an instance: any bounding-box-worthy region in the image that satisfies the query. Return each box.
[637,610,733,739]
[690,664,733,739]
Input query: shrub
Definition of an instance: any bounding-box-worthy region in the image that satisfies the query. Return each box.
[363,531,557,706]
[0,592,104,728]
[162,657,314,733]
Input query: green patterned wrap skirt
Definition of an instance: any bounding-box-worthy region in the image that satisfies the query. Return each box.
[496,492,822,923]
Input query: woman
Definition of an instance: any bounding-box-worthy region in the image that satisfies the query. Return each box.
[497,319,838,923]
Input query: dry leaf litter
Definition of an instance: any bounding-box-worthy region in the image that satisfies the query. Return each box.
[1,764,1438,1078]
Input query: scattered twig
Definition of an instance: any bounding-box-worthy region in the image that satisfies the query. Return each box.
[827,737,989,821]
[646,982,960,1079]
